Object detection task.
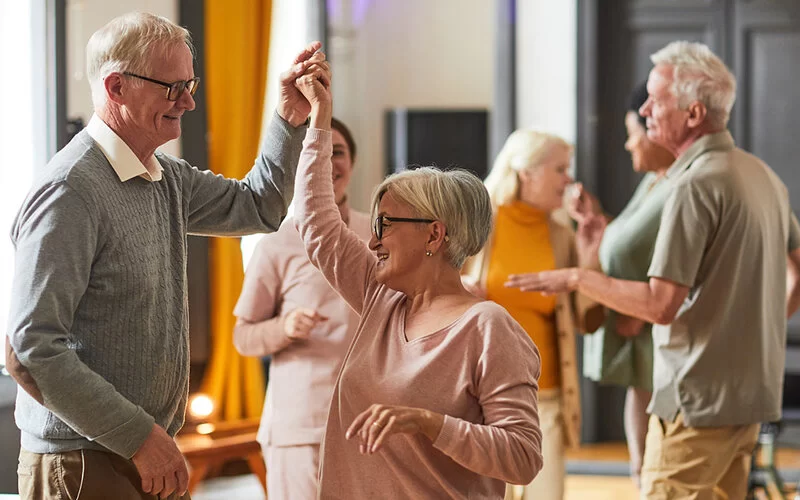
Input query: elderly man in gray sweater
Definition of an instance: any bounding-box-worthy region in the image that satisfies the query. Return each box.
[4,12,330,500]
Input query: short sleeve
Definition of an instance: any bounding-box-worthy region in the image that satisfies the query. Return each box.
[648,181,716,287]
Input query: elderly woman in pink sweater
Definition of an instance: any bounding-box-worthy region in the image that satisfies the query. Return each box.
[290,62,543,498]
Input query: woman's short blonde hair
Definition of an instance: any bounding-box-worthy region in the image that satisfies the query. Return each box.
[371,167,492,269]
[86,12,194,108]
[483,130,572,209]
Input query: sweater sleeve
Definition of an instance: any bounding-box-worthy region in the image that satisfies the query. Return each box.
[432,311,543,485]
[182,112,306,236]
[8,182,154,458]
[233,234,293,356]
[293,129,376,314]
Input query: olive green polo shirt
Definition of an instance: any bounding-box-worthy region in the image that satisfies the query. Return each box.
[647,130,800,427]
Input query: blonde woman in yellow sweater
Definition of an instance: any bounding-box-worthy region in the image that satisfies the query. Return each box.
[463,131,601,500]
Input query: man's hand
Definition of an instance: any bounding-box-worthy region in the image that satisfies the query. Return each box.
[4,336,44,404]
[131,424,189,499]
[504,269,581,296]
[282,308,328,341]
[277,41,328,127]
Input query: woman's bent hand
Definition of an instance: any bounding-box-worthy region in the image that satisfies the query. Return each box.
[345,404,445,455]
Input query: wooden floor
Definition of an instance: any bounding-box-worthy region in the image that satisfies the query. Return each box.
[566,475,638,500]
[565,441,800,470]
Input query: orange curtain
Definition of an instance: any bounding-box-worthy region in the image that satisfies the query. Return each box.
[201,0,272,422]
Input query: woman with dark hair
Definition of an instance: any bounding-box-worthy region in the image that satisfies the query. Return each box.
[567,80,675,487]
[232,117,371,500]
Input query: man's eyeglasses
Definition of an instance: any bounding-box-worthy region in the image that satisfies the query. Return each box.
[372,215,436,241]
[123,72,200,101]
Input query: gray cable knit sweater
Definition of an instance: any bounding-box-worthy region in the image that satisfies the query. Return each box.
[7,113,305,459]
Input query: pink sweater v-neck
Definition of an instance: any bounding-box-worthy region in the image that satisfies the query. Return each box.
[294,129,543,499]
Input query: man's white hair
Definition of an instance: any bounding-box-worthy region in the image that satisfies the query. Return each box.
[86,12,193,109]
[650,41,736,129]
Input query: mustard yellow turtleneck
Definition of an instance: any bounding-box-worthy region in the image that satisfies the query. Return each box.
[486,201,560,389]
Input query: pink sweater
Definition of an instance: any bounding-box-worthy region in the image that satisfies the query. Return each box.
[295,129,543,499]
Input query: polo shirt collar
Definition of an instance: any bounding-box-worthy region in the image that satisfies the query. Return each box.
[665,130,735,179]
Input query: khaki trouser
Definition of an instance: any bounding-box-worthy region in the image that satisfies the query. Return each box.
[264,443,320,500]
[505,392,565,500]
[640,413,760,500]
[18,448,191,500]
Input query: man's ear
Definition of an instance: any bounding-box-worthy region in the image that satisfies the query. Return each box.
[104,72,126,105]
[686,101,708,128]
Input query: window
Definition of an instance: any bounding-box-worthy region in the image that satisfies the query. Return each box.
[0,0,48,366]
[242,0,309,269]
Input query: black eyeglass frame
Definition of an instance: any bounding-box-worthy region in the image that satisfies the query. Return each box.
[123,71,200,101]
[372,215,436,241]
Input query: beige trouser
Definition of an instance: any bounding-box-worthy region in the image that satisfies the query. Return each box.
[264,444,320,500]
[640,413,760,500]
[18,448,190,500]
[505,392,565,500]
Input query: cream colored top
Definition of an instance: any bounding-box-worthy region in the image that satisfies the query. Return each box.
[234,209,371,447]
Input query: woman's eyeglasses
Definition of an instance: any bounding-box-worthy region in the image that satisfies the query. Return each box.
[372,215,436,241]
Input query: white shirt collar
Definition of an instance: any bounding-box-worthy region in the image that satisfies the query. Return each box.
[86,114,163,182]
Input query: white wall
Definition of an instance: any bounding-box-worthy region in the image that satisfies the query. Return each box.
[66,0,181,156]
[329,0,579,210]
[516,0,578,144]
[330,0,495,211]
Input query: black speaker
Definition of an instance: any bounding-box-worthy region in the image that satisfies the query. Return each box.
[385,109,489,179]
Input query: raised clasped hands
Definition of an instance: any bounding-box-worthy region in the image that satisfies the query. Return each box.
[293,57,331,109]
[278,41,331,126]
[345,404,444,455]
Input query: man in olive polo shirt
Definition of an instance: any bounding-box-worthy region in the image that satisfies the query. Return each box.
[505,41,800,498]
